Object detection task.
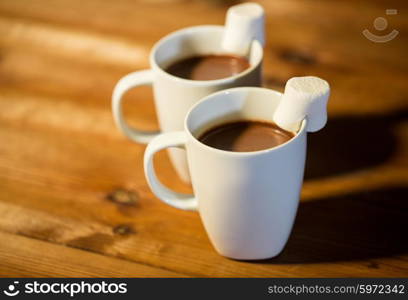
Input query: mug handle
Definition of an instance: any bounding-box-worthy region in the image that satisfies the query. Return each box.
[112,70,160,144]
[144,131,198,211]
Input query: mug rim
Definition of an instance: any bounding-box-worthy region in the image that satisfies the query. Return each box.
[184,87,307,156]
[149,25,263,86]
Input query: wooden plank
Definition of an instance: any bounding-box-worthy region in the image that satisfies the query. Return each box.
[0,2,406,117]
[0,183,406,277]
[0,231,186,277]
[0,118,406,277]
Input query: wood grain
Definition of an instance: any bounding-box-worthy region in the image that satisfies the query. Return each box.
[0,231,185,277]
[0,0,407,277]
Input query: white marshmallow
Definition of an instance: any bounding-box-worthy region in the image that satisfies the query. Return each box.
[273,76,330,133]
[222,3,265,56]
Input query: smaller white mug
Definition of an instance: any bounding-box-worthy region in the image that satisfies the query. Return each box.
[112,25,263,182]
[144,87,307,260]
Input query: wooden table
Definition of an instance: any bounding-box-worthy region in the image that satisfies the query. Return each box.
[0,0,407,277]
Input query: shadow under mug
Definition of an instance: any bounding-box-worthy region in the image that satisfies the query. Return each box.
[112,25,263,182]
[144,87,307,260]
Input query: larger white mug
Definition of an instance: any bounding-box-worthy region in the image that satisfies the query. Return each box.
[112,25,263,182]
[144,87,307,260]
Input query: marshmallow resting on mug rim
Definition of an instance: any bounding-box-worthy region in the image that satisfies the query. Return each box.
[222,2,265,56]
[273,76,330,133]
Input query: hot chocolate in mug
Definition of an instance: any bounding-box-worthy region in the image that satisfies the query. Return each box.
[144,87,310,260]
[112,26,263,182]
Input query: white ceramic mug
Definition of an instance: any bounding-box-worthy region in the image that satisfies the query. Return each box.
[144,87,307,260]
[112,25,263,182]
